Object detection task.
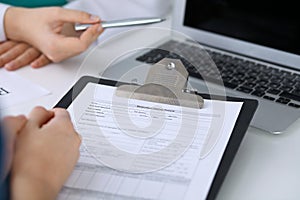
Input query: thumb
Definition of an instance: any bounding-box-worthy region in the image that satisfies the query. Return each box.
[49,108,73,129]
[57,8,100,24]
[79,24,104,47]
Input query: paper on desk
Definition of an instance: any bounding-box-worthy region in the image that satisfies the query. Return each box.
[58,83,243,200]
[0,69,50,109]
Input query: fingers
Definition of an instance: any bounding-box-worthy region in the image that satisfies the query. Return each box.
[46,24,102,62]
[48,108,74,130]
[31,54,51,68]
[56,8,100,24]
[50,108,81,141]
[79,24,103,47]
[0,41,18,67]
[0,41,49,71]
[5,47,41,71]
[0,41,17,55]
[51,108,71,120]
[27,106,54,128]
[0,43,31,68]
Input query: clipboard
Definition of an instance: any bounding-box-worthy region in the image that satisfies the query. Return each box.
[55,73,257,200]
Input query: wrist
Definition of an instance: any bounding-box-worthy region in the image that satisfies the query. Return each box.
[10,173,58,200]
[4,7,30,41]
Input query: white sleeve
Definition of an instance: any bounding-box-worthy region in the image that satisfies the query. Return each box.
[0,3,10,42]
[64,0,172,43]
[65,0,171,18]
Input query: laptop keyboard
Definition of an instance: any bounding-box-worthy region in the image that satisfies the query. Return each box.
[136,40,300,108]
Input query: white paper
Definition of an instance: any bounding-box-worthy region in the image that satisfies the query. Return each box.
[0,69,50,109]
[58,83,243,200]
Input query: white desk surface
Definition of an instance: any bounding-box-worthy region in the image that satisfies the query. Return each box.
[2,18,300,200]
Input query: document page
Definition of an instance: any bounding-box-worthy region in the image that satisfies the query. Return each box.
[58,83,243,200]
[0,69,50,110]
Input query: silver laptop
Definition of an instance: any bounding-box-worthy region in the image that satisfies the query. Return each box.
[100,0,300,134]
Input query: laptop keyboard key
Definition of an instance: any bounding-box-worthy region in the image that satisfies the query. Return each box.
[255,86,268,92]
[283,73,296,80]
[267,88,281,95]
[224,81,238,89]
[263,96,275,101]
[268,83,281,88]
[280,91,300,102]
[236,86,253,94]
[282,79,296,87]
[288,103,300,108]
[243,82,256,88]
[295,75,300,82]
[293,89,300,96]
[245,76,257,82]
[276,97,291,104]
[280,86,294,92]
[252,90,265,97]
[256,79,269,86]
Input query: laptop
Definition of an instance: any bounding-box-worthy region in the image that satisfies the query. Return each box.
[100,0,300,134]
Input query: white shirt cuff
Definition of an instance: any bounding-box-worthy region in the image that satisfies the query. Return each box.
[0,3,11,42]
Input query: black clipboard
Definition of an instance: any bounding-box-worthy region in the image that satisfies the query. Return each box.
[55,75,258,200]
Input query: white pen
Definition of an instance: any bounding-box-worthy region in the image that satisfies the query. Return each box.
[75,17,165,31]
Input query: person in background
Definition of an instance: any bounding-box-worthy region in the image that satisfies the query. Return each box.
[0,0,69,70]
[0,5,103,199]
[0,0,172,70]
[0,2,104,70]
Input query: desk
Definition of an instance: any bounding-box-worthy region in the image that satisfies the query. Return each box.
[3,18,300,200]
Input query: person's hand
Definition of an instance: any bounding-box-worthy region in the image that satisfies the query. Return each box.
[4,7,103,63]
[0,21,82,71]
[10,107,81,200]
[0,115,27,181]
[0,41,51,70]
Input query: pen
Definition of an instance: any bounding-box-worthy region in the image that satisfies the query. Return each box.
[74,17,165,31]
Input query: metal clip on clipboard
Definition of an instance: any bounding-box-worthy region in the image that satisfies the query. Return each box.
[115,58,204,109]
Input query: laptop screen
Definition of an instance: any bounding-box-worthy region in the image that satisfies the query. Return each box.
[184,0,300,55]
